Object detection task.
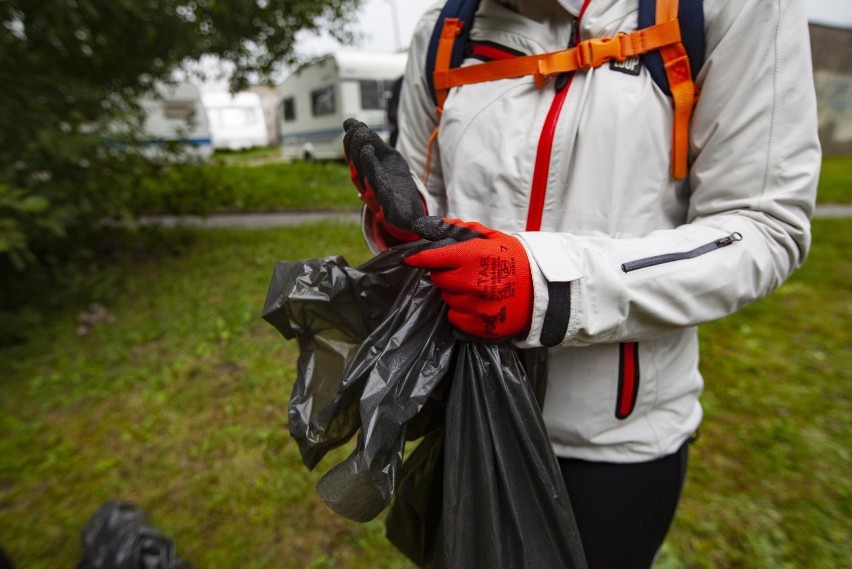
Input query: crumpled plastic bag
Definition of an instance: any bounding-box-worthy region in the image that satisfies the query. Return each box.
[77,501,192,569]
[262,246,586,569]
[263,247,452,522]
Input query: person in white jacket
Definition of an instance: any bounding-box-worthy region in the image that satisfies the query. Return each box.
[342,0,820,566]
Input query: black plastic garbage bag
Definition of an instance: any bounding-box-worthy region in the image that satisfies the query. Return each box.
[384,428,445,566]
[264,246,455,521]
[77,501,192,569]
[262,253,411,469]
[437,342,585,568]
[263,247,586,568]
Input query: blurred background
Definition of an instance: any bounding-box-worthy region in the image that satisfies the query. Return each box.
[0,1,849,567]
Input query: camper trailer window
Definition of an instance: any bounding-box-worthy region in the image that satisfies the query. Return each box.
[311,85,335,116]
[358,80,394,111]
[282,97,295,122]
[163,100,196,120]
[359,80,382,110]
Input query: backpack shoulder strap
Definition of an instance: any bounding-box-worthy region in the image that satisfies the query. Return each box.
[647,0,703,179]
[639,0,705,95]
[425,0,482,106]
[423,0,704,181]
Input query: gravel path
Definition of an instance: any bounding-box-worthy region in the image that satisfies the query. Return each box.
[138,210,361,228]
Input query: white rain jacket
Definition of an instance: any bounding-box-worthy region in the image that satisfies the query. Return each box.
[387,0,820,462]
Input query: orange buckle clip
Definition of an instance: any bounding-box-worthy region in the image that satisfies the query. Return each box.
[576,34,628,69]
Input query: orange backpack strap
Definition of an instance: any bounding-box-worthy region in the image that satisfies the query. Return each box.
[434,19,683,93]
[656,0,698,179]
[429,0,700,181]
[423,17,464,182]
[433,18,465,112]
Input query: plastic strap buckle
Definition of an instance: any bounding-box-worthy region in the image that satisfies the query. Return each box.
[576,34,628,69]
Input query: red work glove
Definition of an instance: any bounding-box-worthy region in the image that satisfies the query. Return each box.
[343,119,427,249]
[402,217,534,340]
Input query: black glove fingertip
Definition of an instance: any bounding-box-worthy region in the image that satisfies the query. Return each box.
[343,119,372,162]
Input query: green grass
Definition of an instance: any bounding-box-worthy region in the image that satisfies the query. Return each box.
[214,161,356,211]
[0,219,849,568]
[211,146,285,166]
[656,217,852,568]
[138,160,357,215]
[209,154,846,211]
[817,155,852,204]
[137,154,847,217]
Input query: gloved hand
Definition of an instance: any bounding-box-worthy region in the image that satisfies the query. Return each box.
[343,118,427,249]
[402,216,534,340]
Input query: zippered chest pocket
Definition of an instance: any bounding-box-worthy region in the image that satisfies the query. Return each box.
[620,233,743,273]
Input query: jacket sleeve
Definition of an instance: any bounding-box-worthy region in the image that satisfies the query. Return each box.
[516,0,820,348]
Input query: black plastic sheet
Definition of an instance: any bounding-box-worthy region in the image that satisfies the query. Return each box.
[77,501,192,569]
[263,246,586,568]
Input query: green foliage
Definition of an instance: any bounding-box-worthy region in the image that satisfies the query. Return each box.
[0,0,359,268]
[0,219,849,568]
[0,159,357,331]
[134,163,238,216]
[0,183,52,268]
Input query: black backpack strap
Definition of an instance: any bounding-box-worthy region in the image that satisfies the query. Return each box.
[425,0,482,106]
[639,0,705,95]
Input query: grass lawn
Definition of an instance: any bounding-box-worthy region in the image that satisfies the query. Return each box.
[212,161,357,211]
[816,155,852,204]
[139,159,358,215]
[0,218,849,568]
[140,153,848,216]
[211,147,285,166]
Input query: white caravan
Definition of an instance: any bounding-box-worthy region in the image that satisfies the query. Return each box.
[277,52,407,161]
[202,91,270,151]
[138,81,213,162]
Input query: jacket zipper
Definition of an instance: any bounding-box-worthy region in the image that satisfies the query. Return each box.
[527,78,572,231]
[525,0,592,232]
[620,233,743,273]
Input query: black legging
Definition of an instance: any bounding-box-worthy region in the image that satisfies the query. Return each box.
[558,442,689,569]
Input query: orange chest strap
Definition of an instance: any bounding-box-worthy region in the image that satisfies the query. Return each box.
[431,11,698,180]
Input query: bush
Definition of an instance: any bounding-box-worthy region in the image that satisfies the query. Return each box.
[133,163,238,216]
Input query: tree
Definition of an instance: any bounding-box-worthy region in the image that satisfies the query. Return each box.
[0,0,359,270]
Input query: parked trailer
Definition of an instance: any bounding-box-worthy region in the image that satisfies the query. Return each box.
[202,91,270,151]
[138,81,213,162]
[277,52,407,161]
